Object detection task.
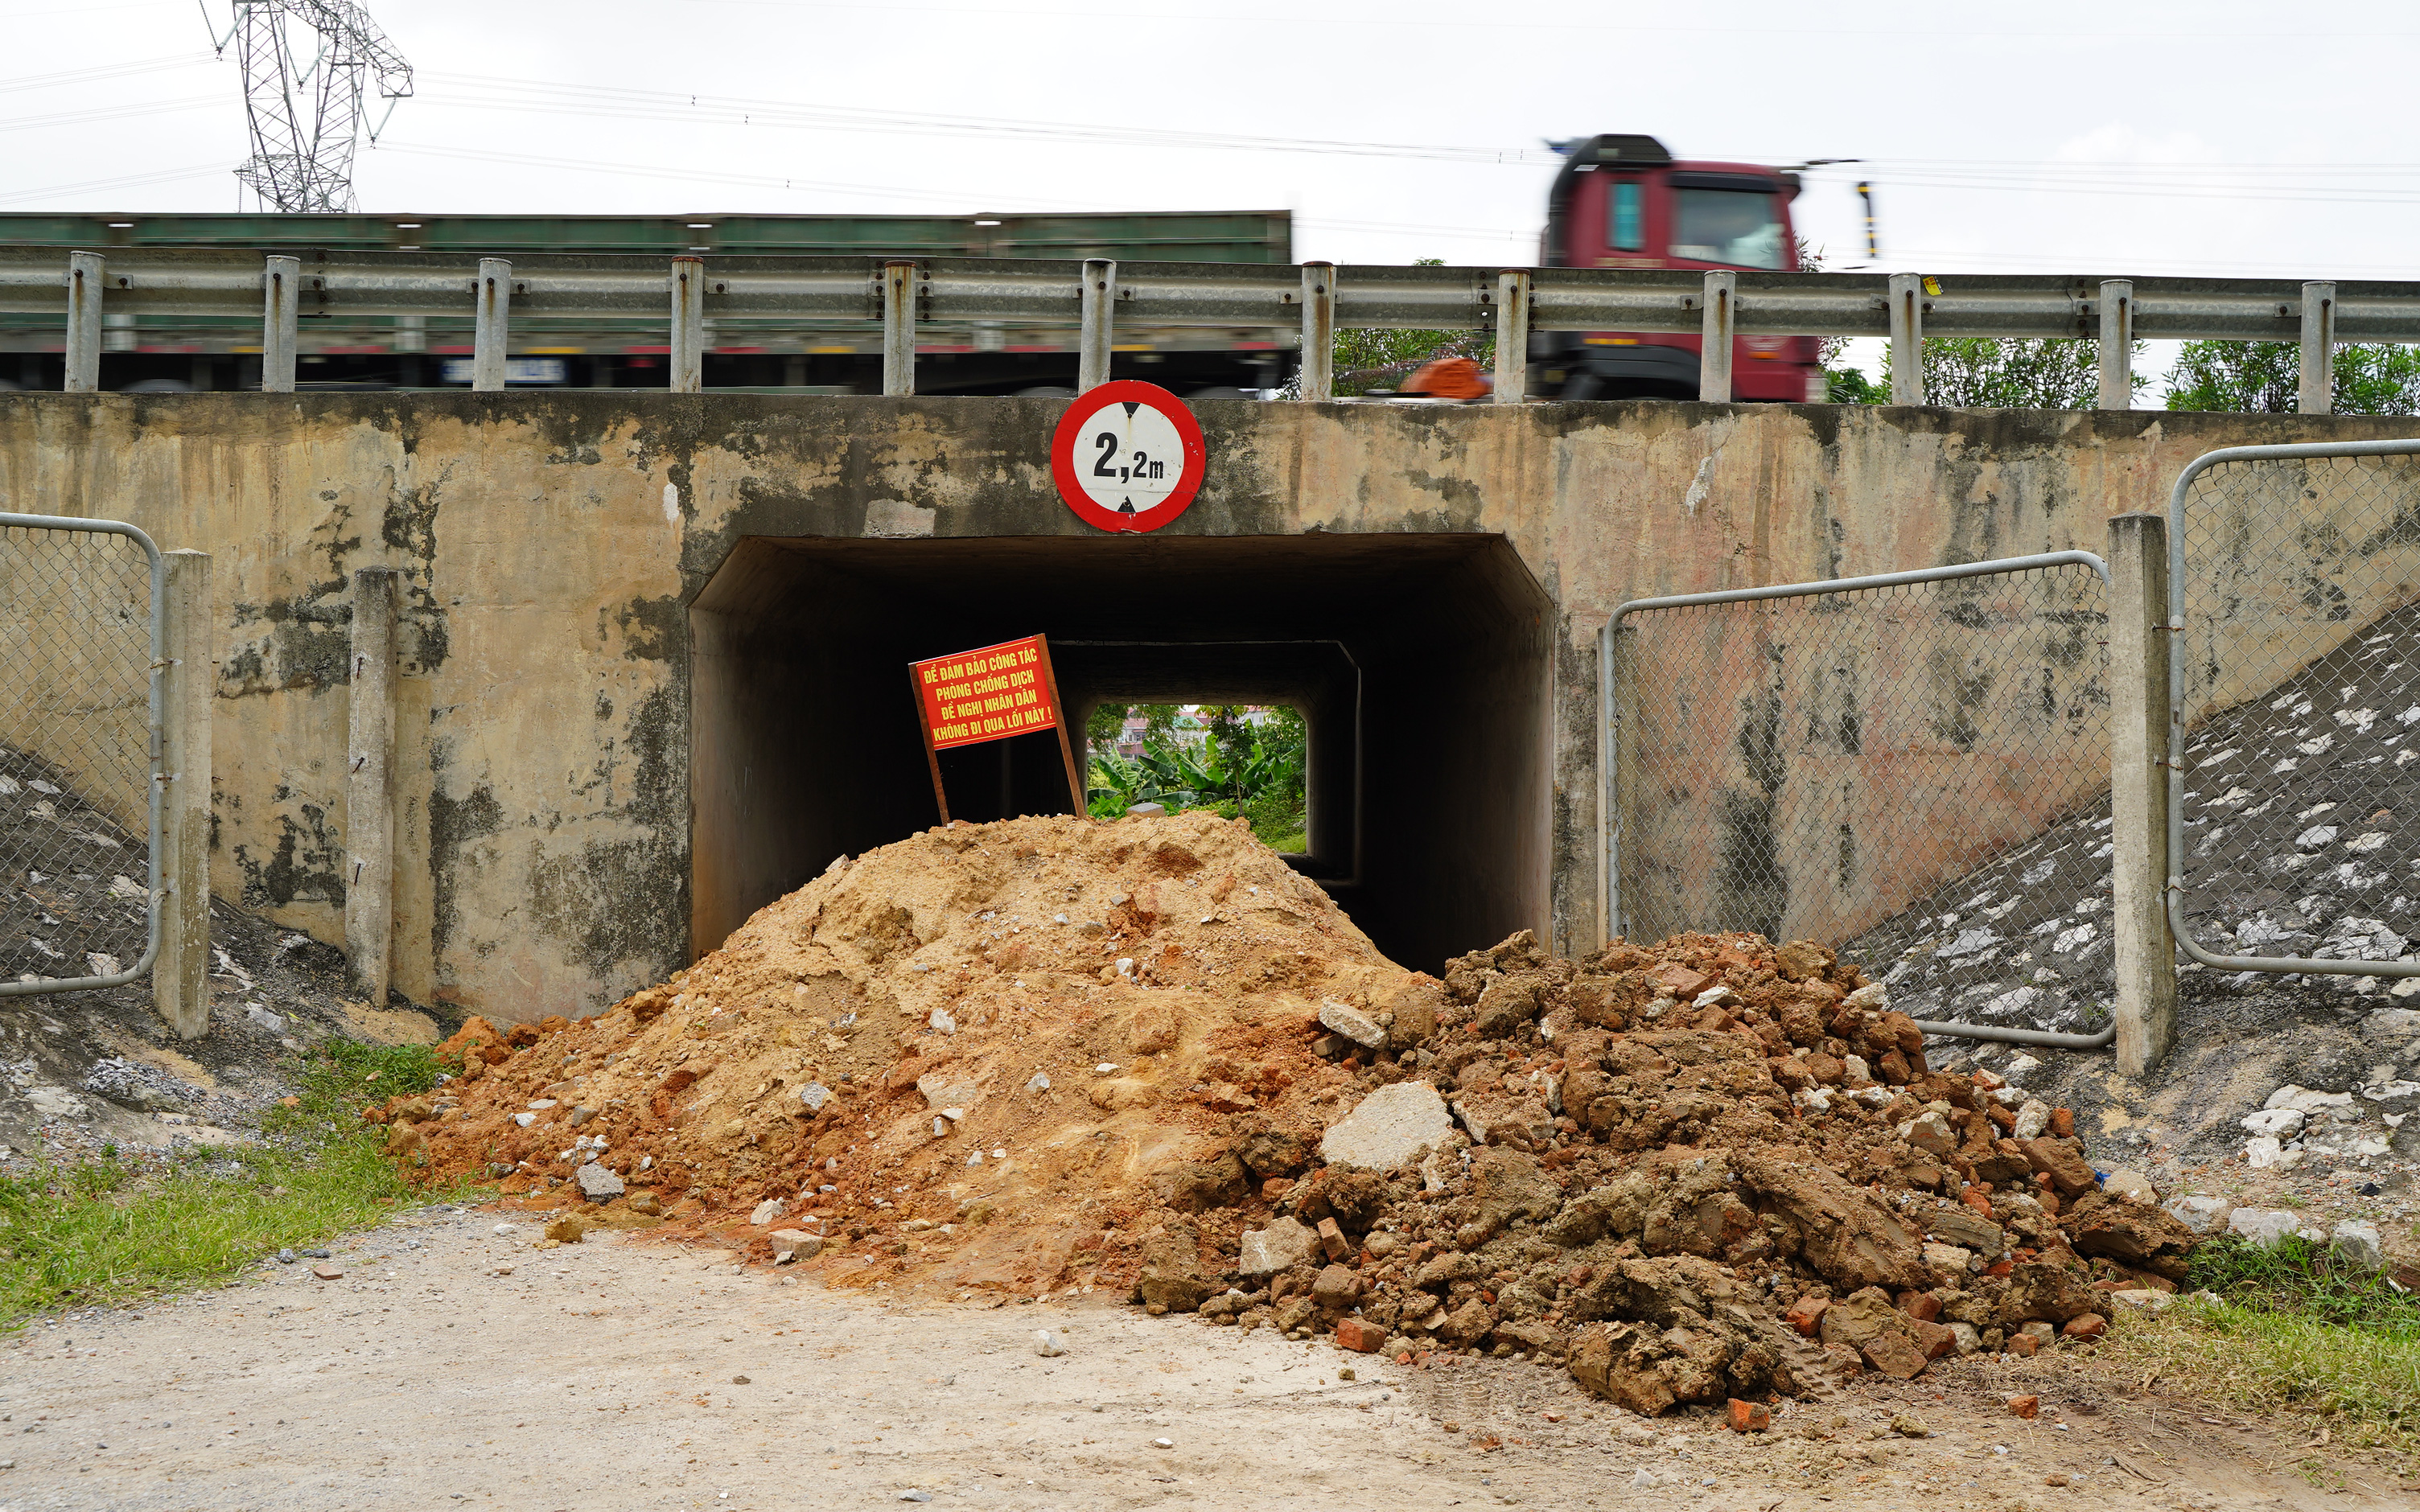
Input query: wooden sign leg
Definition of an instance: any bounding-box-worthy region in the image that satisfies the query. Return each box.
[1035,636,1085,816]
[909,664,950,823]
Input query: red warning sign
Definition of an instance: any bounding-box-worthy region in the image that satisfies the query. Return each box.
[1048,380,1207,533]
[912,635,1059,750]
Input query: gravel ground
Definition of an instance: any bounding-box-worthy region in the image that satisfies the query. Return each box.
[0,1204,2403,1511]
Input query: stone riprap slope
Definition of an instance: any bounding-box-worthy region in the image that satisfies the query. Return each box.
[1851,601,2420,1039]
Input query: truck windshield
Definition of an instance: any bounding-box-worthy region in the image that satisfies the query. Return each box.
[1669,188,1782,269]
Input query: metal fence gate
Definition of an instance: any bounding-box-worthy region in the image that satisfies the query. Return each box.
[1603,553,2116,1046]
[0,511,166,996]
[2166,441,2420,984]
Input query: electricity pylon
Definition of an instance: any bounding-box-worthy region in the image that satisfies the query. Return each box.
[200,1,414,212]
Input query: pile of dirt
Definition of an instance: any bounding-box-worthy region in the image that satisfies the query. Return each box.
[393,811,2197,1416]
[401,811,1419,1292]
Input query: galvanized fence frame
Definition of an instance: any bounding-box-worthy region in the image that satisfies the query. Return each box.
[2164,438,2420,980]
[0,510,167,996]
[1601,551,2118,1050]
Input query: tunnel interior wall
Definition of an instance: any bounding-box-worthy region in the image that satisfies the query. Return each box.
[689,534,1554,974]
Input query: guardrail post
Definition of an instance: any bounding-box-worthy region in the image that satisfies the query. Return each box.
[473,257,512,392]
[65,251,104,392]
[2096,278,2133,411]
[1078,258,1117,393]
[2299,281,2336,415]
[263,255,300,394]
[1298,261,1335,402]
[345,567,397,1008]
[882,260,917,396]
[154,549,212,1041]
[1698,271,1736,403]
[1493,269,1531,404]
[671,257,706,394]
[2108,512,2177,1076]
[1887,272,1924,405]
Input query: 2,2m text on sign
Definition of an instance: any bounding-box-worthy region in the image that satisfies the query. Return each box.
[913,635,1061,749]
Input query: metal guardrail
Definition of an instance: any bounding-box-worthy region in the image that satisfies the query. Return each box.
[2163,438,2420,982]
[0,510,167,996]
[1602,551,2119,1051]
[2,246,2410,405]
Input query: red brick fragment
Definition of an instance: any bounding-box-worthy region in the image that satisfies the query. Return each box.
[1336,1317,1385,1354]
[1727,1399,1771,1432]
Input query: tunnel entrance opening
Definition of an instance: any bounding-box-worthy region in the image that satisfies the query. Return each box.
[689,533,1554,973]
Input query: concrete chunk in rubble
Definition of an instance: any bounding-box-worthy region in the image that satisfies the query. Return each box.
[2332,1220,2385,1270]
[1237,1216,1317,1276]
[2227,1207,2308,1247]
[2160,1194,2232,1234]
[1316,998,1389,1050]
[2100,1168,2159,1205]
[2240,1107,2305,1138]
[1318,1081,1453,1171]
[574,1163,624,1201]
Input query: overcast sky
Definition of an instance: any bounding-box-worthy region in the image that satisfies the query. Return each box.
[8,0,2417,380]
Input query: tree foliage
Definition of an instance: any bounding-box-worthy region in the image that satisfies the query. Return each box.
[2164,341,2420,416]
[1289,258,1493,398]
[1084,703,1308,849]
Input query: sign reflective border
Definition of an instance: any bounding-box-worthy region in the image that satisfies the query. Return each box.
[1048,380,1207,533]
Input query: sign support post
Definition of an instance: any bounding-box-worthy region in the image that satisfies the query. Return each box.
[908,664,953,823]
[1033,635,1084,815]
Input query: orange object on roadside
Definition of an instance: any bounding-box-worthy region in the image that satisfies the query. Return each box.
[1401,355,1491,400]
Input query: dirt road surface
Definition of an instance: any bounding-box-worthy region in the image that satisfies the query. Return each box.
[0,1206,2399,1510]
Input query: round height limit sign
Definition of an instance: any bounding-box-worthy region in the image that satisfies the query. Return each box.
[1049,380,1207,532]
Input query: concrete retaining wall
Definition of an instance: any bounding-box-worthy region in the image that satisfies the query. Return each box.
[0,393,2402,1021]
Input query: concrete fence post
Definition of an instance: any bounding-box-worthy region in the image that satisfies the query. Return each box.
[1887,272,1924,405]
[1698,270,1736,403]
[154,549,212,1041]
[2107,512,2178,1077]
[881,260,917,396]
[2096,278,2133,411]
[473,257,512,392]
[1493,269,1531,404]
[1077,259,1117,393]
[1298,261,1335,402]
[263,255,300,394]
[344,568,398,1007]
[2299,281,2336,415]
[671,257,706,395]
[65,251,104,392]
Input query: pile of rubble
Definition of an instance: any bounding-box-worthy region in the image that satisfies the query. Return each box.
[1134,930,2199,1415]
[389,812,2199,1415]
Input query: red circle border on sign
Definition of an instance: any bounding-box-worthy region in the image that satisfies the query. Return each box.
[1048,380,1208,533]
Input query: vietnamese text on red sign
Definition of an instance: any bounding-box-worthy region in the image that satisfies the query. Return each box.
[915,639,1058,748]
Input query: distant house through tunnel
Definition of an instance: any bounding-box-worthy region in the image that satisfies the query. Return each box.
[687,532,1556,974]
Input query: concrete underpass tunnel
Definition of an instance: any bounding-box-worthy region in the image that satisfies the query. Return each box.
[689,533,1554,973]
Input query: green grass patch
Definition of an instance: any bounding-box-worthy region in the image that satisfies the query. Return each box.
[2187,1233,2420,1338]
[2100,1235,2420,1457]
[0,1040,484,1327]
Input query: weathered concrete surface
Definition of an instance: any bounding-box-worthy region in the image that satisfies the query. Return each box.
[0,393,2402,1021]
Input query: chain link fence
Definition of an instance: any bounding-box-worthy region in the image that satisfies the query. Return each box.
[1603,553,2116,1042]
[2167,442,2420,985]
[0,512,165,995]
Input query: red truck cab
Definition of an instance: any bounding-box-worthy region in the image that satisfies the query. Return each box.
[1536,134,1823,403]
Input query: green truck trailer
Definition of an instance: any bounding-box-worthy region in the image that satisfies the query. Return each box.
[0,210,1294,395]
